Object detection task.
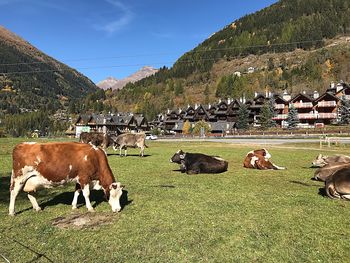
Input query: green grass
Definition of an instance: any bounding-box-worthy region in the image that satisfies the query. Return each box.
[1,138,350,262]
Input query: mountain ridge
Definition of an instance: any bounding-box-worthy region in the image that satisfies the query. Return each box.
[97,66,158,90]
[0,25,99,114]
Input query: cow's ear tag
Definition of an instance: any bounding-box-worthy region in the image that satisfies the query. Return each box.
[180,154,185,159]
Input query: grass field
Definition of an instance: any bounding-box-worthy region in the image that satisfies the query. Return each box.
[1,138,350,262]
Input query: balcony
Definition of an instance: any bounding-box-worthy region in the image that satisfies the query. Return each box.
[274,104,285,109]
[272,114,288,120]
[318,113,337,119]
[317,101,337,107]
[298,113,317,119]
[292,102,313,108]
[345,95,350,100]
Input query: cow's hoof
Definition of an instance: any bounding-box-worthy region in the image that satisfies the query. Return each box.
[72,206,77,210]
[34,207,42,212]
[9,212,16,216]
[87,208,95,212]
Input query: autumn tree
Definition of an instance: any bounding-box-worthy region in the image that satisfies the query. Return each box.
[182,120,191,135]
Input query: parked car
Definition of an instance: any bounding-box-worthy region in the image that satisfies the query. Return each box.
[146,134,158,140]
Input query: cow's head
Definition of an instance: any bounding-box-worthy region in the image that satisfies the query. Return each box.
[170,150,186,164]
[311,154,328,168]
[108,182,124,212]
[254,148,271,160]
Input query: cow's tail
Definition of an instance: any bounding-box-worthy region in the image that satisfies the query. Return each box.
[9,170,14,191]
[144,144,149,148]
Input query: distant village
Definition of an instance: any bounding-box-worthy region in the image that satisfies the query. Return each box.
[72,81,350,137]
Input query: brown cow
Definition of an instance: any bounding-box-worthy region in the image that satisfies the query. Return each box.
[313,162,350,181]
[311,154,350,168]
[243,148,285,170]
[113,133,147,157]
[9,142,124,216]
[325,166,350,200]
[79,132,118,149]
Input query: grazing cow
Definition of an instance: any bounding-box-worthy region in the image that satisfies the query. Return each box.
[243,148,285,170]
[79,132,118,149]
[170,150,228,174]
[313,162,350,181]
[9,142,124,216]
[311,154,350,168]
[325,166,350,200]
[113,133,147,157]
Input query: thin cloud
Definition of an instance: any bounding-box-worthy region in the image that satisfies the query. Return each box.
[94,0,134,35]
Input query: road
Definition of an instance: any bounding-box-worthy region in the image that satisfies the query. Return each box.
[159,137,350,145]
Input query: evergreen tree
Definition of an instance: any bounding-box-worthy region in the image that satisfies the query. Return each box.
[236,104,250,130]
[260,100,276,129]
[338,97,350,125]
[287,104,299,129]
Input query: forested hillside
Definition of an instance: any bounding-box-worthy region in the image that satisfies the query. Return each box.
[109,0,350,120]
[0,26,100,115]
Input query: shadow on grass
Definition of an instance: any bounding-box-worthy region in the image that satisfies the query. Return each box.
[289,180,321,187]
[151,185,176,188]
[318,187,327,197]
[107,153,151,157]
[0,176,11,203]
[40,189,131,211]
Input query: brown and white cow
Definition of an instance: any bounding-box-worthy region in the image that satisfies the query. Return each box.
[243,148,285,170]
[311,154,350,168]
[79,132,118,149]
[113,133,147,157]
[9,142,124,216]
[325,166,350,200]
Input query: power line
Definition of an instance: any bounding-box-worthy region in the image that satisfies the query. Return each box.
[0,38,326,76]
[0,39,324,68]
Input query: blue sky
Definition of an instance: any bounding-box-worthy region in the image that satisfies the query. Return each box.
[1,0,277,83]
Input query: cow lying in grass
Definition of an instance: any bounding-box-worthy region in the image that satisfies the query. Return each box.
[9,142,124,216]
[325,166,350,200]
[170,150,228,174]
[314,162,350,181]
[243,148,285,170]
[311,154,350,168]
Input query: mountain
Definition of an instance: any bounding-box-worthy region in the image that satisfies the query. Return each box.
[109,0,350,120]
[0,26,99,114]
[97,66,158,90]
[96,77,119,90]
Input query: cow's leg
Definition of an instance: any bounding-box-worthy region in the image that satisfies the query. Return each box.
[82,184,94,212]
[272,163,286,170]
[72,183,82,210]
[9,178,24,216]
[119,146,123,157]
[186,164,200,174]
[27,193,41,212]
[341,194,350,200]
[140,146,145,157]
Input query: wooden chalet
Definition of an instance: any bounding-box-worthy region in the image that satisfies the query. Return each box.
[74,113,150,137]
